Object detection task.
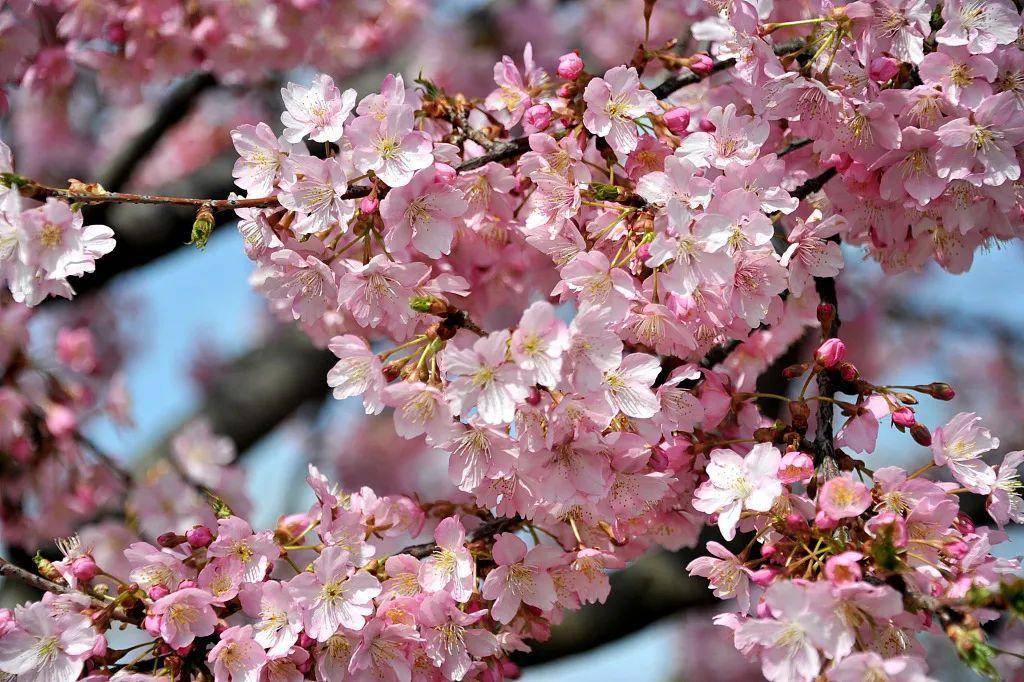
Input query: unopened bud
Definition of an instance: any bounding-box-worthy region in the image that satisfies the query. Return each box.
[359,194,378,214]
[157,532,187,549]
[185,525,213,549]
[148,584,170,600]
[698,117,716,132]
[838,361,859,381]
[556,51,584,80]
[817,302,836,329]
[891,407,916,427]
[815,338,846,368]
[688,53,715,76]
[190,205,215,250]
[927,382,956,401]
[663,107,691,135]
[869,56,900,82]
[410,295,448,315]
[524,103,553,133]
[782,362,811,379]
[33,553,62,583]
[895,392,918,405]
[70,555,99,583]
[910,423,932,446]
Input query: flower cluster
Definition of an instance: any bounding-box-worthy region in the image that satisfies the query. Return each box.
[2,0,1024,679]
[0,466,624,681]
[0,141,115,305]
[0,1,423,103]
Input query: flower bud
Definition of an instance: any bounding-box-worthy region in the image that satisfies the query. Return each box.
[556,51,584,80]
[869,56,900,82]
[556,83,573,99]
[433,162,457,184]
[816,302,835,328]
[891,407,916,427]
[524,103,553,132]
[689,53,714,76]
[927,382,956,400]
[748,568,777,587]
[838,361,858,381]
[782,362,810,379]
[910,423,932,446]
[663,107,691,135]
[178,579,197,590]
[815,338,846,368]
[148,584,170,601]
[756,599,772,619]
[698,117,716,132]
[186,524,214,549]
[157,532,187,549]
[70,555,99,583]
[359,194,378,214]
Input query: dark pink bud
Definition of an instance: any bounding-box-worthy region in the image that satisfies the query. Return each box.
[756,599,772,618]
[698,117,716,133]
[689,53,715,75]
[70,556,99,583]
[157,532,186,549]
[663,107,691,135]
[556,83,573,99]
[185,525,214,549]
[785,513,806,530]
[524,103,553,132]
[868,56,900,82]
[299,632,316,649]
[433,162,457,184]
[815,338,846,368]
[178,579,197,590]
[748,568,777,587]
[556,51,584,80]
[525,386,542,406]
[359,194,378,214]
[148,584,170,601]
[760,543,777,559]
[891,407,916,427]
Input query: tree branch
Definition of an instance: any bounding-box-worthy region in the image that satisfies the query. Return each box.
[98,72,218,192]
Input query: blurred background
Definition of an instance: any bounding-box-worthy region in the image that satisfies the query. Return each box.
[1,0,1023,679]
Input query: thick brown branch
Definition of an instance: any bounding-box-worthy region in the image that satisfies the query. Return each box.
[99,72,218,192]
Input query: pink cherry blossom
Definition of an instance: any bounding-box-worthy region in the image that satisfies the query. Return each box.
[694,444,783,540]
[931,412,999,493]
[208,625,267,682]
[481,533,559,623]
[417,516,476,603]
[379,166,468,258]
[150,588,218,649]
[441,330,528,425]
[280,74,356,144]
[289,547,381,641]
[686,541,752,611]
[582,66,659,155]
